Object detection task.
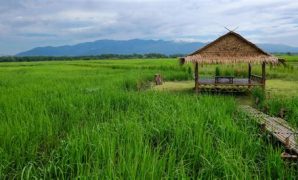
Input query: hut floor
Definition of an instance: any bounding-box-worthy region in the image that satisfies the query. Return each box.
[196,78,262,92]
[199,78,261,85]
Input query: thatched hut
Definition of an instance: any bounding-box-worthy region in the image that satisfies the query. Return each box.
[180,31,279,92]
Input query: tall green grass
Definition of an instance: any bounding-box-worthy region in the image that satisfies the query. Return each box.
[0,59,297,178]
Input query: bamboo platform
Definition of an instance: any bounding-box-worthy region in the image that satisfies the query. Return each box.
[240,105,298,155]
[199,78,262,85]
[197,78,263,92]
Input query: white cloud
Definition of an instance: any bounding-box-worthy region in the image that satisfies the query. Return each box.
[0,0,298,54]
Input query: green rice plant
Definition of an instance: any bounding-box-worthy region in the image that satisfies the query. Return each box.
[215,66,221,76]
[0,58,297,179]
[266,97,298,127]
[187,66,192,77]
[251,87,266,108]
[223,69,234,76]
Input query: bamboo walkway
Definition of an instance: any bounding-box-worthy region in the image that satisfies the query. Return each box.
[240,105,298,156]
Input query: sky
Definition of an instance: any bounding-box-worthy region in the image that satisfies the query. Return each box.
[1,0,298,55]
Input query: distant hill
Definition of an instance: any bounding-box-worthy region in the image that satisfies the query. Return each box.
[257,44,298,54]
[17,39,298,56]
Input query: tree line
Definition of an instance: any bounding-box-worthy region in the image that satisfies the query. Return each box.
[0,53,185,62]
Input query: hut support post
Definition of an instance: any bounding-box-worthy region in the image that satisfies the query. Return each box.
[194,62,199,93]
[248,63,252,86]
[262,62,266,88]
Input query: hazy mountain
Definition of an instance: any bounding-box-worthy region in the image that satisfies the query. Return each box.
[257,44,298,54]
[17,39,298,56]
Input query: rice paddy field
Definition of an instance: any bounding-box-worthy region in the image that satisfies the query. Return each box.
[0,56,298,179]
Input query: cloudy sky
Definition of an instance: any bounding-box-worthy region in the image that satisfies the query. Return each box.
[1,0,298,55]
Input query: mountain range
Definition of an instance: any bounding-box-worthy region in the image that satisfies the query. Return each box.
[17,39,298,56]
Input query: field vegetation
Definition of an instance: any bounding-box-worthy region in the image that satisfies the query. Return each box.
[0,56,297,178]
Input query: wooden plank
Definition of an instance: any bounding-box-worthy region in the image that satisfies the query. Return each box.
[240,105,298,154]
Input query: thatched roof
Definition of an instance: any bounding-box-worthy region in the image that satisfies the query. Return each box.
[182,31,279,64]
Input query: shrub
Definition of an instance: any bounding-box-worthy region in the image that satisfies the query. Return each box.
[188,67,192,77]
[215,67,221,76]
[223,69,234,76]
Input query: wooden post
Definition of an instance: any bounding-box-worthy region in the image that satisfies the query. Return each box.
[154,74,163,85]
[262,62,266,88]
[248,63,252,88]
[285,136,290,149]
[281,152,298,160]
[260,123,266,133]
[194,62,199,93]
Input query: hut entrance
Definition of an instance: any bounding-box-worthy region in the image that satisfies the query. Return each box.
[180,31,279,93]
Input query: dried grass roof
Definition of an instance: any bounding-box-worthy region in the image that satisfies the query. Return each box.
[182,31,279,64]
